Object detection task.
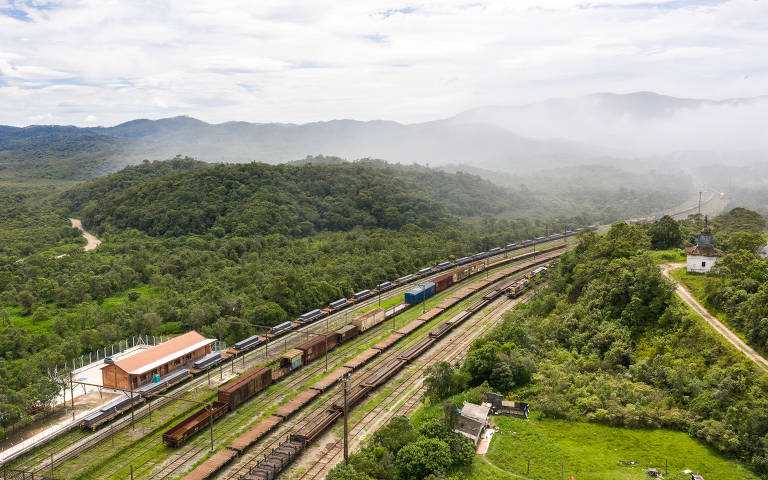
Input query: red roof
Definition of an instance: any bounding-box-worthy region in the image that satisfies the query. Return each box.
[114,331,214,375]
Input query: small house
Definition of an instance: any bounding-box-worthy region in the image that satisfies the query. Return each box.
[453,401,490,444]
[484,392,530,418]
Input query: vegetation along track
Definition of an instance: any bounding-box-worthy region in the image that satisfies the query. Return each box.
[218,272,540,480]
[294,291,531,480]
[36,242,565,479]
[145,255,549,479]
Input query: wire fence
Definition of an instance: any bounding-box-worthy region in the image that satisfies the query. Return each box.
[46,334,163,378]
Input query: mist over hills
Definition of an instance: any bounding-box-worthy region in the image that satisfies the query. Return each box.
[1,91,766,181]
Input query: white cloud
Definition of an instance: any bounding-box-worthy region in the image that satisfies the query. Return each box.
[0,0,766,126]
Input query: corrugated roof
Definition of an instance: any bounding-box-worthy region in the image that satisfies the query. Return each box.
[461,401,490,423]
[114,331,215,375]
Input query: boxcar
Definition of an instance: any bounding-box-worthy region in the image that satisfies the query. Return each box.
[336,324,360,343]
[218,366,272,410]
[280,349,304,371]
[433,271,453,293]
[352,308,385,332]
[404,282,436,305]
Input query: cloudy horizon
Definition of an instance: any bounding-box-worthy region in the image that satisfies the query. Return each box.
[1,0,767,127]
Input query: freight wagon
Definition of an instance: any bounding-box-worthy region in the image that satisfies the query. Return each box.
[352,308,386,332]
[394,274,416,285]
[417,267,433,276]
[327,298,348,311]
[232,334,263,352]
[218,366,272,410]
[280,349,304,371]
[336,324,360,343]
[298,309,325,323]
[192,352,223,372]
[162,401,229,447]
[267,321,292,336]
[374,281,394,292]
[404,282,436,304]
[351,289,372,301]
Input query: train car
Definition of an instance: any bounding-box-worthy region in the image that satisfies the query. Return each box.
[417,307,443,323]
[267,321,292,336]
[163,400,229,447]
[488,247,504,256]
[454,256,472,265]
[351,289,372,302]
[297,309,325,324]
[352,308,385,332]
[506,278,528,298]
[327,298,348,311]
[232,334,264,352]
[505,243,518,250]
[416,267,433,277]
[336,324,360,343]
[181,448,238,480]
[360,359,406,388]
[435,261,453,271]
[433,271,454,293]
[295,334,337,365]
[404,282,435,305]
[280,349,304,371]
[471,252,487,261]
[228,415,282,454]
[291,408,341,445]
[192,352,223,372]
[454,261,485,284]
[372,333,404,351]
[374,281,394,292]
[343,348,379,371]
[80,395,141,430]
[398,337,436,361]
[309,366,352,392]
[218,366,272,410]
[521,240,533,246]
[393,273,416,285]
[273,389,321,419]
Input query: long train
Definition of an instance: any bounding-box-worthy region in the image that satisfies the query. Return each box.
[79,231,581,432]
[180,251,563,480]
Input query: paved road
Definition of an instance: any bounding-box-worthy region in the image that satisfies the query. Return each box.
[69,218,101,250]
[661,263,768,373]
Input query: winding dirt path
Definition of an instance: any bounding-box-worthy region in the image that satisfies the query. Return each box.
[660,263,768,373]
[69,218,101,251]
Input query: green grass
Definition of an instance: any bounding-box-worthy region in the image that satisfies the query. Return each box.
[464,416,759,480]
[669,267,730,324]
[647,248,686,264]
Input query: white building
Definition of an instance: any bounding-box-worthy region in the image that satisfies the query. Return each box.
[686,218,723,273]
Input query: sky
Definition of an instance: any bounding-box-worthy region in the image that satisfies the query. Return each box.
[0,0,766,127]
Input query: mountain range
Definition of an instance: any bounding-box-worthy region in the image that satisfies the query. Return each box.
[1,91,766,180]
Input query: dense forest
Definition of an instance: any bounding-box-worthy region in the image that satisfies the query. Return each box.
[65,159,528,236]
[0,160,561,437]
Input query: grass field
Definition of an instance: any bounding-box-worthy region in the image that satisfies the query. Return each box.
[466,416,759,480]
[647,248,686,264]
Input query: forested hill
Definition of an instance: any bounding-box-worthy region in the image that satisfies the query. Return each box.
[64,160,525,237]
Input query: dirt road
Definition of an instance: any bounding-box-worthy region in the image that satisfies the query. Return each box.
[69,218,101,251]
[661,263,768,373]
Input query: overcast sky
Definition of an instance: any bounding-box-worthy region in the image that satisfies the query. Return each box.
[0,0,766,127]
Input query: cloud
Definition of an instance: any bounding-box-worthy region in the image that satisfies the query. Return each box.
[0,0,765,128]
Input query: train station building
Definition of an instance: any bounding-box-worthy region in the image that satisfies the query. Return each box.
[101,331,215,390]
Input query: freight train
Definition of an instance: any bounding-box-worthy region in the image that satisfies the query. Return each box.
[83,233,576,433]
[180,252,564,480]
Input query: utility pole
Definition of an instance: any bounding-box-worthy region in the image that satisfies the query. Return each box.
[343,376,349,465]
[208,404,214,452]
[699,191,702,216]
[69,371,74,421]
[130,388,135,430]
[325,318,329,372]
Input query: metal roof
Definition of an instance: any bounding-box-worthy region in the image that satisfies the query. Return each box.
[113,331,215,376]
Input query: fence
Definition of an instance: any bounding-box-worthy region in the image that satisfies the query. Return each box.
[1,468,58,480]
[46,334,163,378]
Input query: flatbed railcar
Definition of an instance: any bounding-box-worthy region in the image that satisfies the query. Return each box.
[163,401,229,447]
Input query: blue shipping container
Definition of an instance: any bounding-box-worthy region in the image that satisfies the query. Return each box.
[404,282,436,305]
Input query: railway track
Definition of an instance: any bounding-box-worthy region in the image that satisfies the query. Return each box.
[42,244,565,479]
[139,260,532,479]
[294,292,528,480]
[10,241,566,477]
[217,275,538,480]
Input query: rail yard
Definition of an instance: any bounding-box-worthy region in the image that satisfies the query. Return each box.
[5,233,578,480]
